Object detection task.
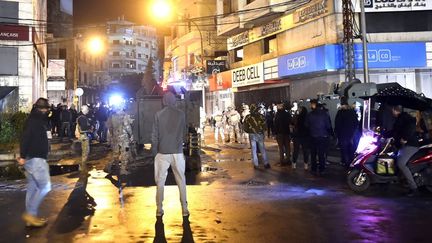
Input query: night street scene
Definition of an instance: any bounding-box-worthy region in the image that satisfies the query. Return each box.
[1,0,432,243]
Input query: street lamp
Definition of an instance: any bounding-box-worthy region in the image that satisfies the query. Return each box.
[150,1,207,117]
[73,35,105,109]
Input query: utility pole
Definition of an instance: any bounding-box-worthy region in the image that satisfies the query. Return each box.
[359,0,370,83]
[342,0,355,83]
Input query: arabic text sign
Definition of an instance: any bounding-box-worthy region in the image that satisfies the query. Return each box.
[355,0,432,12]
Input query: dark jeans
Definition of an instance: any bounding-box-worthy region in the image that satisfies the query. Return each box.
[70,123,77,139]
[276,134,291,164]
[60,122,71,138]
[293,136,309,164]
[310,137,329,173]
[98,121,108,142]
[339,138,355,166]
[267,123,274,138]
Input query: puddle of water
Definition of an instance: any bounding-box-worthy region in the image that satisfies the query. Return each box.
[214,158,250,163]
[50,164,79,176]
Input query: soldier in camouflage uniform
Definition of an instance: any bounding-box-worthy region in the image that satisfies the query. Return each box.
[77,105,92,171]
[226,106,241,143]
[107,105,134,177]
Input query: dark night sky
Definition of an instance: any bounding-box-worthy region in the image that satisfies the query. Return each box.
[73,0,153,26]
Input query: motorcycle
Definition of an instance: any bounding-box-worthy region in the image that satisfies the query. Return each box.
[347,130,432,193]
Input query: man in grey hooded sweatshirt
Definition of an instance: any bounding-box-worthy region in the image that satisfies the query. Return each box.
[151,92,189,217]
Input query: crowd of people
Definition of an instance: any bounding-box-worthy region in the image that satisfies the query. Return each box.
[209,98,361,176]
[47,102,110,143]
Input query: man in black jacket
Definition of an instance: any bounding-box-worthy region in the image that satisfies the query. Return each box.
[391,105,419,196]
[306,99,333,176]
[17,98,51,227]
[273,103,292,167]
[335,97,359,168]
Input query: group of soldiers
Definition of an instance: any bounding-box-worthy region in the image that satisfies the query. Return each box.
[77,103,134,178]
[212,105,248,144]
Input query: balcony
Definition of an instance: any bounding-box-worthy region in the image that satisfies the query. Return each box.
[217,13,244,36]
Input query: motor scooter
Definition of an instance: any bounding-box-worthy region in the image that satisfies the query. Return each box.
[347,130,432,193]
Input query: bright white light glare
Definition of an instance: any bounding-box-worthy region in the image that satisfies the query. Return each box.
[355,131,378,153]
[152,0,171,19]
[109,95,124,106]
[88,37,104,54]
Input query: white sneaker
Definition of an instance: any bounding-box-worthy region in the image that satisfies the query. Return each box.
[292,163,296,169]
[304,163,309,170]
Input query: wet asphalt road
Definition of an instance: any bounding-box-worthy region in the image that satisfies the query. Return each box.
[1,133,432,243]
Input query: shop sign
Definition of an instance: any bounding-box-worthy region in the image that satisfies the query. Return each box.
[261,19,282,37]
[354,42,427,68]
[0,25,30,41]
[231,63,264,88]
[209,70,232,92]
[278,46,326,77]
[264,58,279,80]
[354,0,432,12]
[227,31,249,50]
[227,0,334,50]
[293,0,329,24]
[206,60,227,74]
[47,81,66,91]
[47,59,66,78]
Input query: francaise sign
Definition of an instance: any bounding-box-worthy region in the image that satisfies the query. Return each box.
[0,25,30,41]
[231,63,264,88]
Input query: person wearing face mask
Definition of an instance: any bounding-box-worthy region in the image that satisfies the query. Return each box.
[17,98,52,227]
[77,105,92,169]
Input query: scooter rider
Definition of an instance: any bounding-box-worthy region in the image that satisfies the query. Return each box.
[391,105,419,197]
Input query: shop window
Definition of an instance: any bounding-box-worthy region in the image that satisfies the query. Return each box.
[234,47,243,62]
[263,35,277,54]
[0,47,18,75]
[59,48,67,59]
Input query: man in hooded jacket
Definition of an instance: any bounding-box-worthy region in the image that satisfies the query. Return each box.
[151,92,189,217]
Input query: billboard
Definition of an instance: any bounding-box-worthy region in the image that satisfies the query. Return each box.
[209,71,232,92]
[47,59,66,78]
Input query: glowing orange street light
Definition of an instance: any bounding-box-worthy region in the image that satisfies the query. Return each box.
[87,36,104,55]
[151,0,172,20]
